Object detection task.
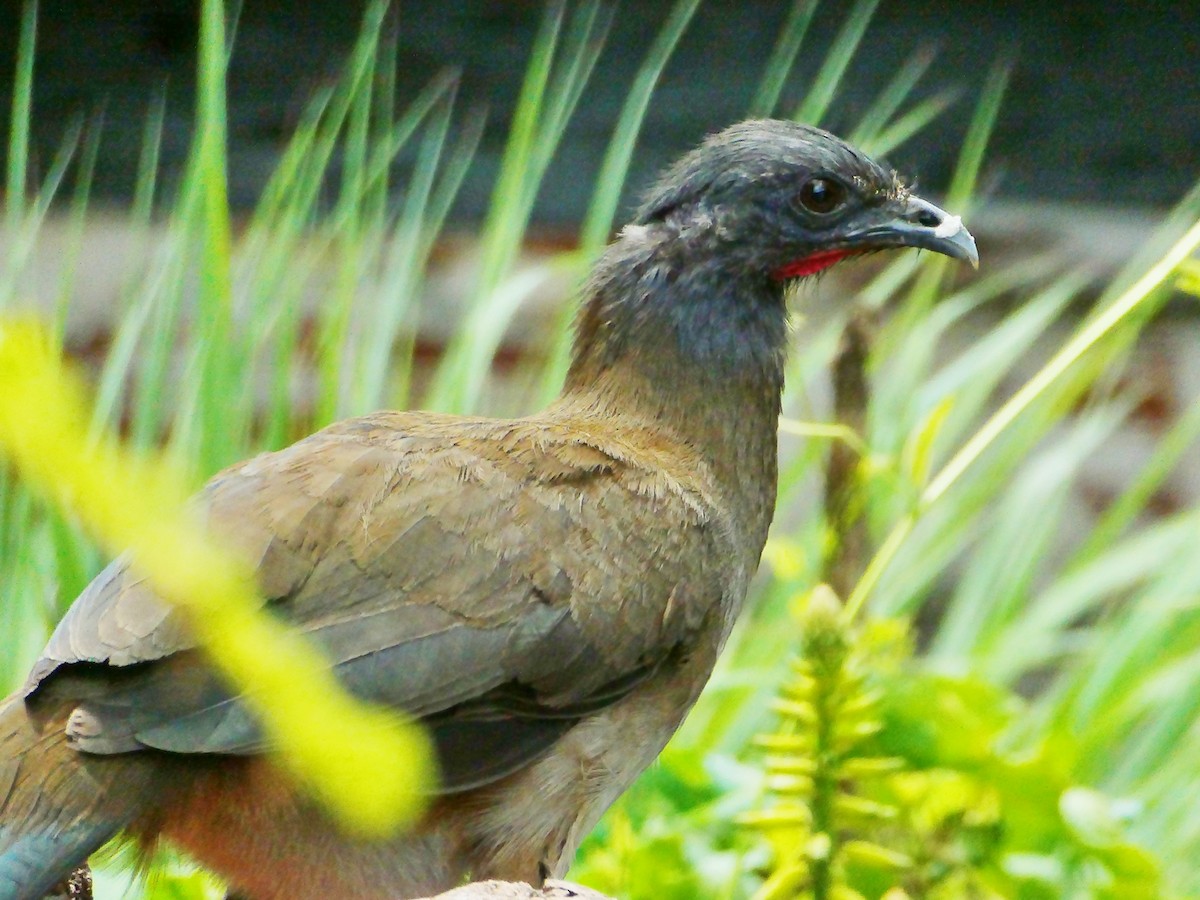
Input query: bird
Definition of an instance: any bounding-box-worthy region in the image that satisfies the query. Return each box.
[0,119,977,900]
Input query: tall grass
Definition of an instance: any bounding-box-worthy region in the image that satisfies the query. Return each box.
[2,1,1199,897]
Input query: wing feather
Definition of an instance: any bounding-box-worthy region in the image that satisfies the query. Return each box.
[26,411,728,790]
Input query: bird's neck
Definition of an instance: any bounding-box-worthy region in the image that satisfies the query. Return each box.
[559,230,788,551]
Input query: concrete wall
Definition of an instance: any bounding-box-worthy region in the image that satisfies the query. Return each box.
[0,1,1197,221]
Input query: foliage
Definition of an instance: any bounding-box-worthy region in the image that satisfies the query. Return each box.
[738,585,1160,900]
[0,317,435,837]
[3,0,1200,898]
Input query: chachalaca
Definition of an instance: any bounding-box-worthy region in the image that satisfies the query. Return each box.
[0,120,977,899]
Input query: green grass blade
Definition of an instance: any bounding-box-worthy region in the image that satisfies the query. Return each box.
[90,97,167,436]
[175,0,236,475]
[1073,391,1200,563]
[944,62,1009,211]
[385,107,487,413]
[922,225,1200,512]
[992,513,1199,683]
[749,0,817,118]
[130,89,166,226]
[862,87,960,159]
[894,61,1008,325]
[519,3,609,218]
[930,408,1125,662]
[580,0,698,255]
[314,0,388,424]
[867,257,1067,460]
[427,1,613,413]
[791,0,880,126]
[539,0,701,402]
[351,93,455,413]
[850,43,936,148]
[424,0,568,412]
[1,116,83,298]
[848,207,1200,621]
[911,268,1088,458]
[6,0,36,227]
[367,8,399,226]
[52,113,103,338]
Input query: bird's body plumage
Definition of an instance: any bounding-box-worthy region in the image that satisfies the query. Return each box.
[0,120,976,899]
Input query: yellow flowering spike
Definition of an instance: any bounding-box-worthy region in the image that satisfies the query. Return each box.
[0,317,435,837]
[762,536,809,582]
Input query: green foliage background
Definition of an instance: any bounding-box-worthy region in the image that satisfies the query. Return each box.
[3,1,1200,897]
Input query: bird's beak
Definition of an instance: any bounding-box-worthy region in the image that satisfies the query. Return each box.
[843,194,979,268]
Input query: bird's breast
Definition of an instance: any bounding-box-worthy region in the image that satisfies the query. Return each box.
[460,587,739,881]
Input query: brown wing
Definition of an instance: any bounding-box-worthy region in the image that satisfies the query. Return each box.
[27,411,730,791]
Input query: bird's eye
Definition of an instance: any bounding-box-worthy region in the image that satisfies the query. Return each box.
[798,177,847,215]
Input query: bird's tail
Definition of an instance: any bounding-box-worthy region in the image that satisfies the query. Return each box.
[0,690,152,899]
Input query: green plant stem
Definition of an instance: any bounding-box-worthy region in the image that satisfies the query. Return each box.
[845,214,1200,621]
[823,313,874,599]
[850,44,936,148]
[811,671,836,900]
[6,0,36,227]
[190,0,236,474]
[792,0,880,125]
[749,0,816,118]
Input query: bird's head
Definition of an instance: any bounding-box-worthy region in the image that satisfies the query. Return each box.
[570,120,978,387]
[633,119,978,280]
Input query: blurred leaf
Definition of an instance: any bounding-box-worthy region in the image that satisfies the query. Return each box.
[1060,787,1127,850]
[878,671,1015,771]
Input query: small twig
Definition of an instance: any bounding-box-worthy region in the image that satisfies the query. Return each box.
[822,311,875,599]
[41,864,92,900]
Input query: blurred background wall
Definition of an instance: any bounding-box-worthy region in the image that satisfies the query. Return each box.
[0,1,1197,221]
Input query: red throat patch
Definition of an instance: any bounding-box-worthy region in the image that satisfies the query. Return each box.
[772,249,858,280]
